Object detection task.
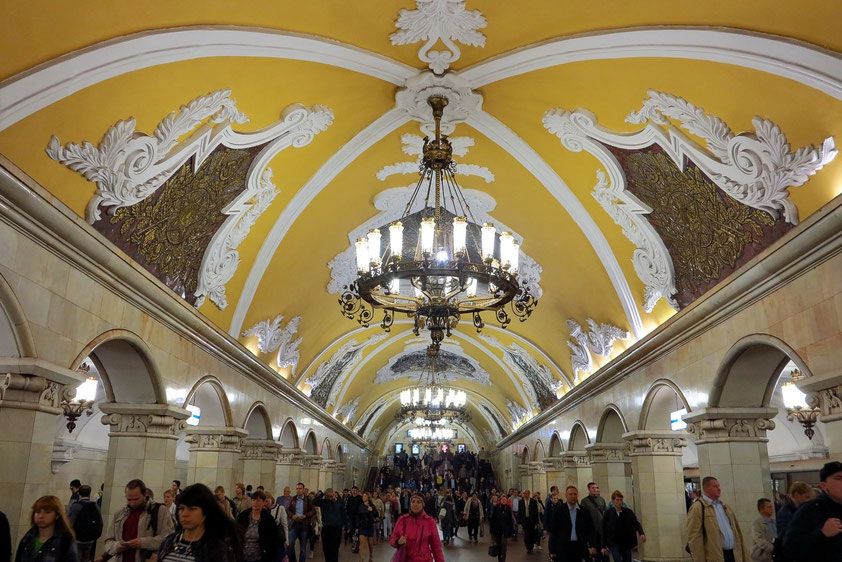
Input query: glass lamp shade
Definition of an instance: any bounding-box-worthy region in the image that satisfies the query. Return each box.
[367,229,382,266]
[355,238,369,272]
[452,217,468,255]
[389,221,404,257]
[75,377,98,402]
[481,223,496,260]
[466,277,477,298]
[510,241,520,272]
[400,390,412,406]
[420,218,436,254]
[499,232,514,269]
[782,381,808,409]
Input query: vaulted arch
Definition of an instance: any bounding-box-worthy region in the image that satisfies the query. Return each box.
[639,379,692,431]
[242,401,273,440]
[595,404,628,443]
[303,429,319,455]
[0,270,36,357]
[568,421,590,451]
[279,418,300,449]
[182,375,233,427]
[548,432,564,456]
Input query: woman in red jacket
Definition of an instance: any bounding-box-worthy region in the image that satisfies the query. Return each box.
[390,494,444,562]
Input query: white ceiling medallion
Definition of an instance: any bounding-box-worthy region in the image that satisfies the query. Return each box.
[566,318,629,376]
[303,333,388,409]
[391,0,487,74]
[242,314,303,373]
[395,71,483,134]
[543,90,837,311]
[327,185,543,300]
[47,89,334,309]
[376,129,494,183]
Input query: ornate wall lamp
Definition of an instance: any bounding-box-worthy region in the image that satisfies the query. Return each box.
[60,366,96,433]
[781,368,821,439]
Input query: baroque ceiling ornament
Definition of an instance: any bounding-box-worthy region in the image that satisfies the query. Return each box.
[303,333,388,409]
[566,318,630,375]
[506,398,529,427]
[374,340,492,386]
[335,397,360,426]
[47,90,335,309]
[376,129,494,183]
[391,0,487,74]
[242,314,303,373]
[543,90,836,311]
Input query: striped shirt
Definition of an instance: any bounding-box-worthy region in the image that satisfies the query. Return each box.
[160,536,197,562]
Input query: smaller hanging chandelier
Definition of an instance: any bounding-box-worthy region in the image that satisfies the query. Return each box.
[395,344,471,424]
[408,426,457,441]
[339,95,537,349]
[782,368,821,440]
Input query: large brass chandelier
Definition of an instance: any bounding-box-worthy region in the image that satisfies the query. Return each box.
[395,344,471,425]
[338,95,538,348]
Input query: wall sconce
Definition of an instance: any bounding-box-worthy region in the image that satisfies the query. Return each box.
[60,375,96,433]
[781,368,820,440]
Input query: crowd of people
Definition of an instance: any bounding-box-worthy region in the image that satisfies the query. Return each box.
[1,458,840,562]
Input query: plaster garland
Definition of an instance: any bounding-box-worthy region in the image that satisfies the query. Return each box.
[242,314,303,373]
[506,398,529,426]
[335,397,360,426]
[543,90,837,311]
[47,90,335,310]
[391,0,486,74]
[566,318,630,375]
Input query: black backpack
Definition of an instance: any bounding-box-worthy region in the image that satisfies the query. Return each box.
[74,501,103,542]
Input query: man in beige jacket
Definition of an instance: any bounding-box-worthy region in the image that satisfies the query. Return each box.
[686,476,747,562]
[96,479,174,562]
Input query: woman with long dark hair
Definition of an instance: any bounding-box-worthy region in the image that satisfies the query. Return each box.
[15,496,79,562]
[236,490,278,562]
[153,483,240,562]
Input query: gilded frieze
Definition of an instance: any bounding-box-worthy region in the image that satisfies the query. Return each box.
[605,144,791,308]
[94,144,266,305]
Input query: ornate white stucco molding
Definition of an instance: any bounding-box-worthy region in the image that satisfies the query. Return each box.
[335,397,360,425]
[395,71,484,133]
[543,91,836,311]
[391,0,486,74]
[303,333,388,409]
[373,340,492,386]
[506,398,529,427]
[47,90,334,309]
[566,318,630,375]
[376,130,494,183]
[242,314,303,373]
[327,185,543,299]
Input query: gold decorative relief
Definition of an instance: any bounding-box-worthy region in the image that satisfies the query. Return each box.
[606,144,791,308]
[95,144,266,305]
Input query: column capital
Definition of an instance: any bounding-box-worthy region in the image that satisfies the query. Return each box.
[185,426,248,452]
[302,454,323,468]
[683,407,776,444]
[100,402,190,439]
[277,447,304,465]
[0,357,85,414]
[527,461,546,474]
[622,430,689,456]
[319,459,337,471]
[585,442,630,463]
[796,370,842,422]
[240,439,280,460]
[561,451,591,468]
[542,457,565,471]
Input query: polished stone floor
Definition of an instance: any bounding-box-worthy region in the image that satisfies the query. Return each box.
[308,526,553,562]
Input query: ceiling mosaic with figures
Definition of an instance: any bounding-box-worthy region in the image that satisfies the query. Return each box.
[1,0,841,450]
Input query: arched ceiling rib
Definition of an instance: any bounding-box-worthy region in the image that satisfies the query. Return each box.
[2,2,842,446]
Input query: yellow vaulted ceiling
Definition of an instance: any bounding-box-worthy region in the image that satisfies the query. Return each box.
[3,1,842,443]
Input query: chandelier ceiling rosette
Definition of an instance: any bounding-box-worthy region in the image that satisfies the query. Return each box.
[338,95,538,349]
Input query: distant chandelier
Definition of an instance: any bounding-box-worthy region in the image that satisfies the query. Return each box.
[339,95,538,349]
[781,368,820,440]
[395,344,471,425]
[408,426,457,441]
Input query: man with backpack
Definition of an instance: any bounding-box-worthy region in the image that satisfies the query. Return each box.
[68,485,103,561]
[96,478,174,562]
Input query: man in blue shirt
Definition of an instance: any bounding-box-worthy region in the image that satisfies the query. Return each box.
[686,476,746,561]
[547,486,597,561]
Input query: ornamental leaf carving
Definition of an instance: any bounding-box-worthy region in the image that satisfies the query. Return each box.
[566,318,629,375]
[243,313,303,373]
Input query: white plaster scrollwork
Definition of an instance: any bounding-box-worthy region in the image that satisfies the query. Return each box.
[480,333,562,409]
[566,318,629,375]
[377,131,493,183]
[47,90,334,310]
[506,398,528,426]
[391,0,486,74]
[544,92,837,312]
[304,334,388,409]
[335,397,360,426]
[243,314,303,373]
[395,71,483,133]
[327,186,543,299]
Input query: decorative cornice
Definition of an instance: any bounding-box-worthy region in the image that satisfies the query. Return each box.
[585,442,629,463]
[47,92,334,310]
[243,314,303,373]
[0,373,77,415]
[240,438,280,460]
[544,92,836,311]
[684,408,777,444]
[184,426,248,452]
[560,451,591,468]
[622,430,689,456]
[100,402,190,439]
[567,318,629,375]
[276,447,305,465]
[542,457,565,471]
[391,0,486,74]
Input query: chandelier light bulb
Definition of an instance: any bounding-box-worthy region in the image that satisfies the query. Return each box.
[367,229,382,266]
[500,231,514,269]
[466,277,477,298]
[452,216,467,255]
[781,380,808,409]
[400,389,411,406]
[420,217,436,255]
[412,388,420,404]
[510,241,520,273]
[75,376,98,403]
[481,223,496,260]
[424,387,432,405]
[355,238,369,272]
[389,221,404,258]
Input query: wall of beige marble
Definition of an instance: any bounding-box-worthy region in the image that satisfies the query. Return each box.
[0,218,371,543]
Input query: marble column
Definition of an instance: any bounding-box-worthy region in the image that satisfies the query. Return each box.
[275,448,303,493]
[561,451,592,491]
[623,430,689,562]
[542,457,566,494]
[586,442,633,509]
[318,459,336,492]
[801,369,842,456]
[529,461,548,495]
[99,402,190,525]
[237,439,279,490]
[0,365,83,544]
[684,407,776,536]
[300,454,323,491]
[184,426,247,491]
[332,462,346,491]
[519,464,530,491]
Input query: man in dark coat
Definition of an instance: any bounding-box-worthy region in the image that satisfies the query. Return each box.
[519,490,541,554]
[549,486,598,562]
[783,461,842,561]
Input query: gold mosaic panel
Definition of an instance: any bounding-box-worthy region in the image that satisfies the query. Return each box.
[605,144,791,308]
[94,144,266,305]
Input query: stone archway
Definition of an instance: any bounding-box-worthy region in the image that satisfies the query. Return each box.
[589,405,632,508]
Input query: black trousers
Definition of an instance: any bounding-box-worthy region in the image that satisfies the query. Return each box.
[467,518,480,540]
[523,523,536,552]
[555,539,588,562]
[321,525,342,562]
[723,549,736,562]
[492,533,508,562]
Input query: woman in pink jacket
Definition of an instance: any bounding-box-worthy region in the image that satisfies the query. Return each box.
[390,494,445,562]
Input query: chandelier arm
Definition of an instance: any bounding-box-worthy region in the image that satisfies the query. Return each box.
[442,169,466,219]
[404,167,431,219]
